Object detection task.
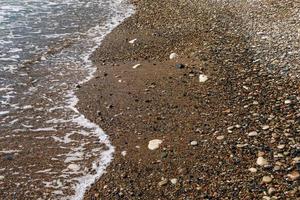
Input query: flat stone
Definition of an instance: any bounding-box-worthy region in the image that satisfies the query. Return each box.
[199,74,208,83]
[262,125,270,130]
[277,144,285,149]
[262,176,273,183]
[190,141,198,146]
[148,139,163,150]
[257,157,269,166]
[132,64,141,69]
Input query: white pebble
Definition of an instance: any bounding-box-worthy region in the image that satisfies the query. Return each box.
[284,99,291,104]
[190,141,198,146]
[216,135,224,140]
[132,64,141,69]
[148,139,163,150]
[262,176,272,183]
[199,74,208,83]
[248,167,257,173]
[121,151,127,156]
[129,38,137,44]
[248,131,258,137]
[169,53,178,60]
[262,125,270,130]
[257,157,269,166]
[0,176,4,180]
[170,178,178,185]
[68,164,80,171]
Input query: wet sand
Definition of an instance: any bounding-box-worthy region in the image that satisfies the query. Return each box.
[78,0,300,199]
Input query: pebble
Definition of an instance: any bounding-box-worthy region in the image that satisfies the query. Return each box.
[170,178,178,185]
[190,141,198,146]
[68,164,80,171]
[248,167,257,173]
[0,176,4,180]
[262,125,270,130]
[216,135,225,140]
[121,151,127,157]
[175,63,185,69]
[132,64,141,69]
[284,99,291,104]
[262,176,273,183]
[169,53,178,60]
[158,178,168,187]
[248,131,258,137]
[199,74,208,82]
[129,38,137,44]
[277,144,285,149]
[148,139,163,150]
[268,187,276,195]
[287,171,299,181]
[257,157,269,166]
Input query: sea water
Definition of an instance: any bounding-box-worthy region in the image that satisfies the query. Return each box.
[0,0,133,199]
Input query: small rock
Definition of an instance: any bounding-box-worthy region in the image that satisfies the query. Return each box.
[199,74,208,83]
[287,171,300,181]
[216,135,225,140]
[121,151,127,157]
[170,178,178,185]
[248,131,258,137]
[268,187,276,195]
[68,164,80,171]
[132,64,141,69]
[262,125,270,130]
[129,38,137,44]
[169,53,178,60]
[190,141,198,146]
[284,99,291,104]
[0,176,4,180]
[158,178,168,187]
[248,167,257,173]
[277,144,285,149]
[148,139,163,150]
[262,176,273,183]
[175,63,185,69]
[257,157,269,166]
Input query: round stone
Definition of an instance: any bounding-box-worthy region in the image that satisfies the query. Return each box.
[248,167,257,173]
[257,157,269,166]
[190,141,198,146]
[148,139,163,150]
[262,176,273,183]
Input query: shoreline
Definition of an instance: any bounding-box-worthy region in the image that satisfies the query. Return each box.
[78,0,300,199]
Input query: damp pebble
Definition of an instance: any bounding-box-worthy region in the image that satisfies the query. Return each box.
[148,139,163,150]
[169,53,178,60]
[262,176,273,183]
[257,157,269,166]
[199,74,208,82]
[190,141,198,146]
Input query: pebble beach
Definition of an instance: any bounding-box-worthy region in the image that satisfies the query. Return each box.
[77,0,299,199]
